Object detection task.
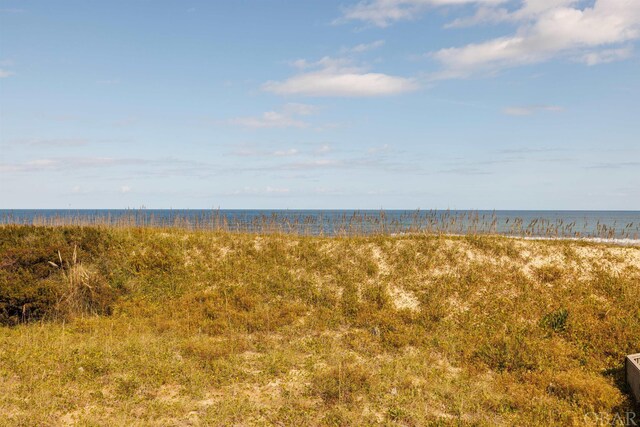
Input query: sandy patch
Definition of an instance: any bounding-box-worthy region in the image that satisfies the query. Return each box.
[389,286,420,312]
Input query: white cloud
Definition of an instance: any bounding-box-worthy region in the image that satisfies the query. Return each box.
[263,56,417,97]
[27,159,57,168]
[339,0,639,77]
[579,45,633,65]
[338,0,505,27]
[444,6,510,28]
[315,144,332,154]
[445,0,578,28]
[228,103,317,128]
[431,0,640,78]
[265,186,290,194]
[273,148,299,156]
[288,56,353,71]
[0,157,144,173]
[368,144,391,153]
[340,40,386,54]
[232,147,300,157]
[0,69,14,78]
[281,102,318,116]
[230,186,291,196]
[502,105,563,116]
[269,46,419,97]
[278,159,340,170]
[8,138,89,147]
[120,185,131,193]
[113,117,140,126]
[70,185,94,195]
[229,112,307,128]
[264,72,417,97]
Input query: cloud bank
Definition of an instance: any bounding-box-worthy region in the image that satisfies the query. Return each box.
[431,0,640,78]
[502,104,563,116]
[338,0,640,78]
[339,0,505,28]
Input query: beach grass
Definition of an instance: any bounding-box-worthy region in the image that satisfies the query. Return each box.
[1,225,639,425]
[3,209,638,240]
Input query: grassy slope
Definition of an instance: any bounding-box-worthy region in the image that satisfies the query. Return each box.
[1,225,639,426]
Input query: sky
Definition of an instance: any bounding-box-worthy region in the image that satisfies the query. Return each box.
[0,0,639,210]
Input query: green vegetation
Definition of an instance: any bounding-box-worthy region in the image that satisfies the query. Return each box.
[1,225,639,425]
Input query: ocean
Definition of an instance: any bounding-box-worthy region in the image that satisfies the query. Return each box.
[1,209,639,241]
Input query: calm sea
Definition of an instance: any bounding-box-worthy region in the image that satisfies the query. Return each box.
[1,209,639,241]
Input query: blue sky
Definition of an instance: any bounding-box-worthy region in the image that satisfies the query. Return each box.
[1,0,639,209]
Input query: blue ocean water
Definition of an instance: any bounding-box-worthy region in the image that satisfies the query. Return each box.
[1,209,639,240]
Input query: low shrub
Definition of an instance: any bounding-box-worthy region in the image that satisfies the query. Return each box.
[0,226,120,324]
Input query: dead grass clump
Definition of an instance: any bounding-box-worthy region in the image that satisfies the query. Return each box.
[534,264,565,284]
[49,247,117,319]
[417,288,449,324]
[476,331,540,373]
[545,370,623,413]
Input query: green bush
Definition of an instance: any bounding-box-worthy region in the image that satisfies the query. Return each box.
[541,308,569,333]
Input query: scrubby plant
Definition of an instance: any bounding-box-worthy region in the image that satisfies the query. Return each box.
[0,226,120,324]
[541,308,570,333]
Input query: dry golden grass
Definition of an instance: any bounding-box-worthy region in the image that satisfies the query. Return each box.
[0,225,639,426]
